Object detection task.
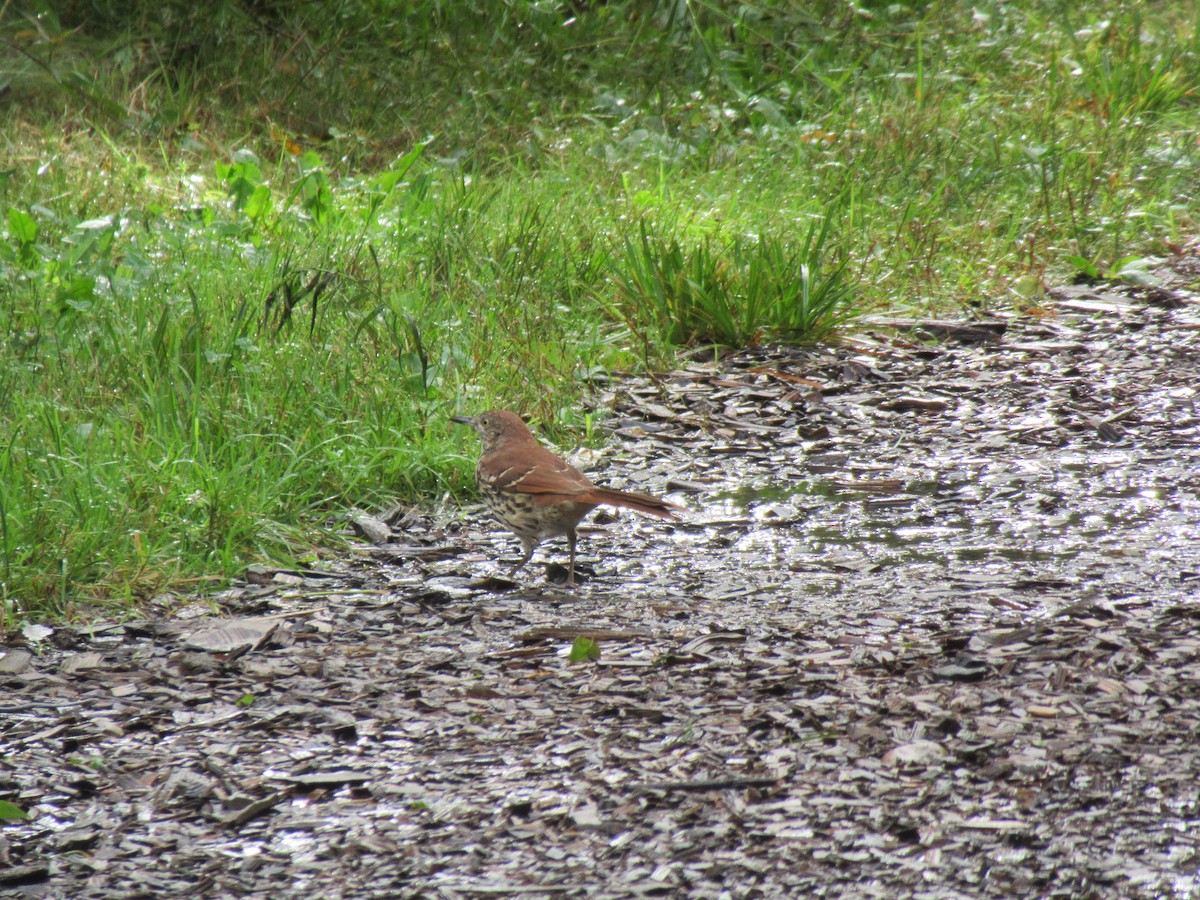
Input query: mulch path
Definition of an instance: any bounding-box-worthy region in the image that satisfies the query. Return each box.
[4,253,1200,898]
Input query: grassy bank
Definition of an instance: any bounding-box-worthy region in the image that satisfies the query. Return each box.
[1,0,1197,620]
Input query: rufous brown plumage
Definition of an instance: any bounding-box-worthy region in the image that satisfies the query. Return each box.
[453,410,683,585]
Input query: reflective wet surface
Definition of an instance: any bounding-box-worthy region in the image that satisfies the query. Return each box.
[5,276,1200,897]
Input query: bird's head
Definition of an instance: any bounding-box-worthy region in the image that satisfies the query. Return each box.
[452,409,532,454]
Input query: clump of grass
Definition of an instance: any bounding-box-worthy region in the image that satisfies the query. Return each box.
[610,208,854,348]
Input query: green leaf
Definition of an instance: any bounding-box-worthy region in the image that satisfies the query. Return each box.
[0,800,28,822]
[568,636,601,663]
[243,183,272,220]
[1064,255,1099,279]
[1110,256,1160,287]
[235,692,255,708]
[55,276,97,310]
[7,207,37,243]
[300,172,334,224]
[298,150,325,175]
[377,141,427,193]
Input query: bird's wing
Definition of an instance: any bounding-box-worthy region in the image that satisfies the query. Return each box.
[491,453,595,498]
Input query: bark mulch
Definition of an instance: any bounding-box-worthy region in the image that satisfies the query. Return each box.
[4,255,1200,898]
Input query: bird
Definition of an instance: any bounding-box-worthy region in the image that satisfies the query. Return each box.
[453,409,683,585]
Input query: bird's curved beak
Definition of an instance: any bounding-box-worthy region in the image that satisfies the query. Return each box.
[452,415,479,428]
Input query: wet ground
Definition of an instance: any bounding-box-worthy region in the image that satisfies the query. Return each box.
[3,260,1200,898]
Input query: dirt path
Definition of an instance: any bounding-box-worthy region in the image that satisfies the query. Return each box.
[4,262,1200,898]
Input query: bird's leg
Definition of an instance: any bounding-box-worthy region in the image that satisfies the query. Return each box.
[510,537,536,575]
[566,529,578,587]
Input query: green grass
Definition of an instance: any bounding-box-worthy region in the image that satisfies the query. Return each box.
[610,210,854,346]
[1,0,1198,620]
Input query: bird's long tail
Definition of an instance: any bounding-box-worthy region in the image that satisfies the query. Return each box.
[588,488,684,519]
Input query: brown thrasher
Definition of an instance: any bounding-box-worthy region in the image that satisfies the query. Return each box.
[453,410,683,585]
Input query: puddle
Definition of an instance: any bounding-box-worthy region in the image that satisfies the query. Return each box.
[656,399,1200,624]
